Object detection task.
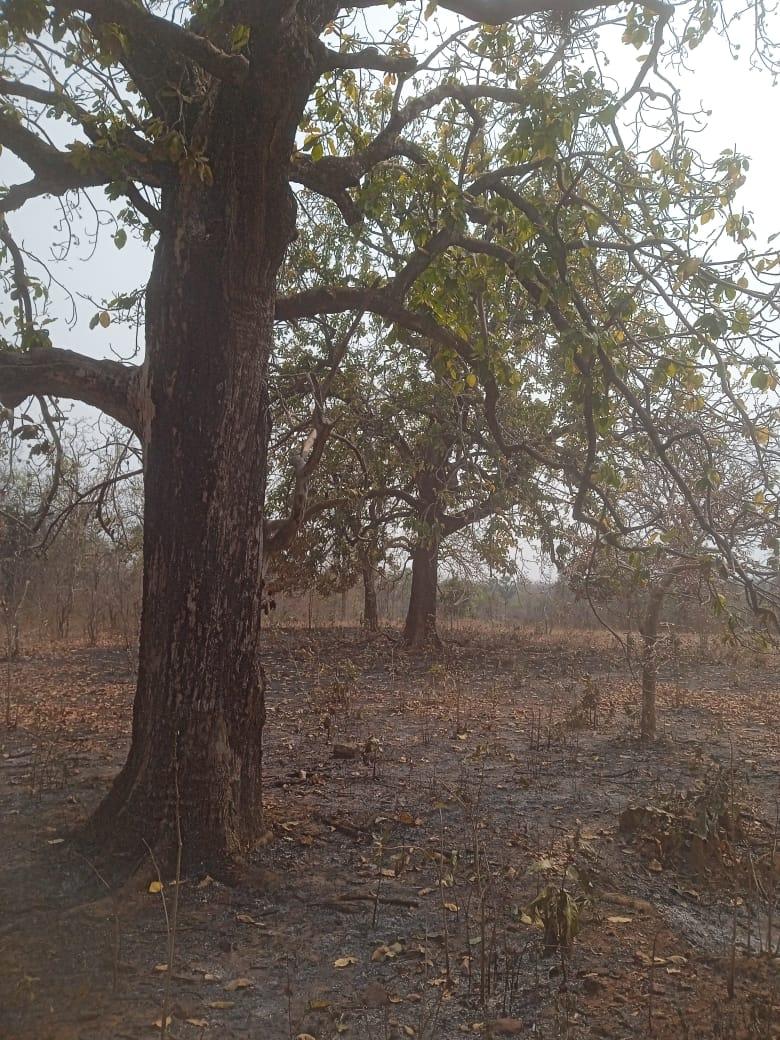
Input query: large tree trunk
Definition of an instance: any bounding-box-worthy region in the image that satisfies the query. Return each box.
[361,559,379,632]
[402,539,441,650]
[84,59,317,871]
[402,467,444,650]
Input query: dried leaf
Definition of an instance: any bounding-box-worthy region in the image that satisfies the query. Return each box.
[224,977,253,991]
[236,913,264,926]
[334,956,357,968]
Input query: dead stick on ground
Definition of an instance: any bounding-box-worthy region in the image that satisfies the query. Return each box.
[338,891,419,908]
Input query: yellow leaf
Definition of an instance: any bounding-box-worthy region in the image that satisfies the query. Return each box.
[334,956,357,968]
[148,880,163,893]
[98,310,111,328]
[465,373,478,388]
[443,902,459,912]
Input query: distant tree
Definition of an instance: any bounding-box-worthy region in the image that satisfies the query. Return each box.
[565,421,780,742]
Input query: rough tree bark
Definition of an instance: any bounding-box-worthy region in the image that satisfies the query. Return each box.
[361,558,379,632]
[402,468,443,650]
[403,539,441,649]
[83,43,326,870]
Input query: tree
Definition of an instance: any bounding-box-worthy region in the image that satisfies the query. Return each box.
[564,412,780,743]
[1,0,778,870]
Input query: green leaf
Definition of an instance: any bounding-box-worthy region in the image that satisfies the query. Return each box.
[230,24,251,52]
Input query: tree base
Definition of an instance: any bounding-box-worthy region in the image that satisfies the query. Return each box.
[401,625,443,652]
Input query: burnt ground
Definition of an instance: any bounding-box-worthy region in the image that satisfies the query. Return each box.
[1,626,779,1040]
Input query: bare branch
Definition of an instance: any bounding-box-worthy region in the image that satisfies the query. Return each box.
[0,347,142,436]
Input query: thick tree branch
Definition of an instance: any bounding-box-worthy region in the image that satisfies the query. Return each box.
[0,109,160,213]
[0,348,142,436]
[290,136,427,223]
[58,0,249,84]
[317,43,418,75]
[349,0,658,25]
[277,283,476,369]
[289,80,536,219]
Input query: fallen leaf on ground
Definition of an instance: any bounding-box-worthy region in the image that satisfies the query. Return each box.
[236,913,264,926]
[224,977,253,991]
[334,956,357,968]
